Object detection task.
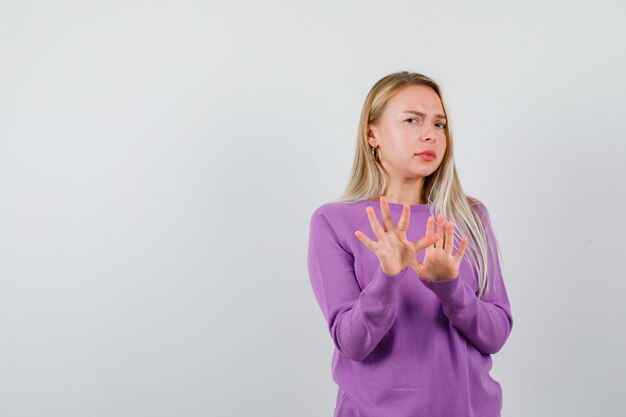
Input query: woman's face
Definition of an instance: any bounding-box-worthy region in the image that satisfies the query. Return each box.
[368,84,447,179]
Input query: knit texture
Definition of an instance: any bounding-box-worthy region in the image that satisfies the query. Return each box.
[307,199,513,417]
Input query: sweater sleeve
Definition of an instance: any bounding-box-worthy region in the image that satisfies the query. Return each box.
[418,203,513,355]
[307,208,412,362]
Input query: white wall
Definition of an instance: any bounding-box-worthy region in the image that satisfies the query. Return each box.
[0,1,624,416]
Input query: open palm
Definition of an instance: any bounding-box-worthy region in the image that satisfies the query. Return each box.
[411,214,468,281]
[354,197,440,276]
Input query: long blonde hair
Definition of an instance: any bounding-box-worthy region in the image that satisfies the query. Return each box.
[333,71,502,300]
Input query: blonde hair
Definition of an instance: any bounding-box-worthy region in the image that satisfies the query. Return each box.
[333,71,502,300]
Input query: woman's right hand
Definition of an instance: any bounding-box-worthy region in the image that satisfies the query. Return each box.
[354,196,439,276]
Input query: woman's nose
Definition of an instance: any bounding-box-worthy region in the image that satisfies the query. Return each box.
[421,125,439,142]
[421,132,436,142]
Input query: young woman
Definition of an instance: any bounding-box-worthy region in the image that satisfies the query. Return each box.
[307,71,513,417]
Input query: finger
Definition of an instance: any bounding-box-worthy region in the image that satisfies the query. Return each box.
[379,196,396,233]
[396,203,410,233]
[412,233,439,252]
[425,216,439,242]
[365,206,385,239]
[453,236,469,263]
[425,215,436,240]
[354,230,378,252]
[444,221,455,255]
[436,214,445,248]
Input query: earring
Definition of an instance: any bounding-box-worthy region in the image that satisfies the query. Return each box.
[371,146,379,161]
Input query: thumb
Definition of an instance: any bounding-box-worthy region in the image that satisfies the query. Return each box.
[413,233,439,252]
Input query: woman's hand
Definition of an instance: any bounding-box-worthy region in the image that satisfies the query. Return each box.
[412,214,469,281]
[354,196,440,276]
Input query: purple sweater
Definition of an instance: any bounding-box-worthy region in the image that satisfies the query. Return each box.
[307,199,513,417]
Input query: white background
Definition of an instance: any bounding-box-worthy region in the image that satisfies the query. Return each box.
[1,1,624,416]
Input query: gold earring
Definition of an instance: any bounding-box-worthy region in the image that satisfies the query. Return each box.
[371,146,379,161]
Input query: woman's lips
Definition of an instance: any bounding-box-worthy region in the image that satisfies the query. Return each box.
[415,153,435,161]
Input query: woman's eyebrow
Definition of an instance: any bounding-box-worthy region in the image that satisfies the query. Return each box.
[402,110,447,120]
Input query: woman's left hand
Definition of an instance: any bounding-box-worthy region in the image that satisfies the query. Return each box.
[410,214,469,282]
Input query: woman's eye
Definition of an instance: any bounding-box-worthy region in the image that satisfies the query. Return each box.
[406,118,445,129]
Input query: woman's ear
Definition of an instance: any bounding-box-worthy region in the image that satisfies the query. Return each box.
[367,124,377,148]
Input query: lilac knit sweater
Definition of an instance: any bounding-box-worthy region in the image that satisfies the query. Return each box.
[307,199,513,417]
